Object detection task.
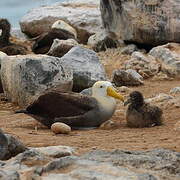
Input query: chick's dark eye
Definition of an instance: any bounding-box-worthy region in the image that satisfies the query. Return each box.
[100,85,103,88]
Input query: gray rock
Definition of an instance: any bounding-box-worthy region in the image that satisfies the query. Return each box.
[60,46,107,91]
[42,156,156,180]
[87,30,122,52]
[120,44,138,55]
[47,38,79,58]
[170,87,180,94]
[0,51,8,93]
[20,0,101,44]
[100,0,180,45]
[112,69,143,86]
[131,52,150,63]
[82,148,180,179]
[1,54,73,107]
[32,145,75,158]
[0,130,8,160]
[149,43,180,78]
[124,51,160,78]
[1,148,180,180]
[146,93,174,104]
[0,170,20,180]
[0,133,27,160]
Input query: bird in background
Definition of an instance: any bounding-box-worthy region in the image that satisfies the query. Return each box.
[0,18,28,55]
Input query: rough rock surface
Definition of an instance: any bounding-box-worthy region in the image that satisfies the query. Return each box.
[124,51,160,78]
[1,148,179,179]
[0,51,7,93]
[60,46,107,91]
[149,43,180,78]
[112,69,143,86]
[87,30,122,52]
[20,0,101,44]
[1,54,73,107]
[32,145,75,158]
[100,0,180,45]
[170,87,180,95]
[47,38,79,58]
[146,93,173,104]
[0,133,27,160]
[120,44,138,55]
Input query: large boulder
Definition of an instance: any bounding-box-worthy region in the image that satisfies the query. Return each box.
[1,55,73,107]
[60,46,107,91]
[149,43,180,78]
[20,0,101,44]
[100,0,180,45]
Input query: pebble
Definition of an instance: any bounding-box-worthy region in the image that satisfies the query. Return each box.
[51,122,71,134]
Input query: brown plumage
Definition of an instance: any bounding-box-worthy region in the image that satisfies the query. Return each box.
[0,18,27,55]
[124,91,163,128]
[15,81,124,129]
[32,29,75,54]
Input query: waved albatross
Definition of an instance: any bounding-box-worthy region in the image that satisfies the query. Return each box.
[16,81,124,129]
[0,18,27,55]
[124,91,163,128]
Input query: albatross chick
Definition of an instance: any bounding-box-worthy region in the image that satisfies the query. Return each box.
[124,91,163,128]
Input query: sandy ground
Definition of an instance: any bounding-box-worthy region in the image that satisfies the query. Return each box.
[0,79,179,155]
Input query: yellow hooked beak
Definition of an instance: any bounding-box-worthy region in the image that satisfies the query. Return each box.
[107,87,124,102]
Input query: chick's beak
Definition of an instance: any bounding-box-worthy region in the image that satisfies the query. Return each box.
[124,98,131,106]
[107,86,124,102]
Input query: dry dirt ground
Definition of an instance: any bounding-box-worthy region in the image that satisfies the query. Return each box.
[0,79,179,155]
[0,46,180,155]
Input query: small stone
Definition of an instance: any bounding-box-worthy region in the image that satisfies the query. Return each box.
[118,86,131,93]
[146,93,173,104]
[99,120,117,130]
[174,121,180,132]
[51,122,71,134]
[170,87,180,95]
[120,44,138,55]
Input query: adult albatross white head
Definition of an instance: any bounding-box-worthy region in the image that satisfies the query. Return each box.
[16,81,124,129]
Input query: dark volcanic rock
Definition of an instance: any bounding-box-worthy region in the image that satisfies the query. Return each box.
[0,132,27,160]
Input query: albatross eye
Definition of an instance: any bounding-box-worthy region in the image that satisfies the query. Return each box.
[100,85,103,88]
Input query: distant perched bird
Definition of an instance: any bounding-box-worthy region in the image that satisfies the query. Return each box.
[16,81,124,129]
[0,18,27,55]
[124,91,163,128]
[32,20,76,54]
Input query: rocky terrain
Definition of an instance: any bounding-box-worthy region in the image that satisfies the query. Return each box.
[0,0,180,179]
